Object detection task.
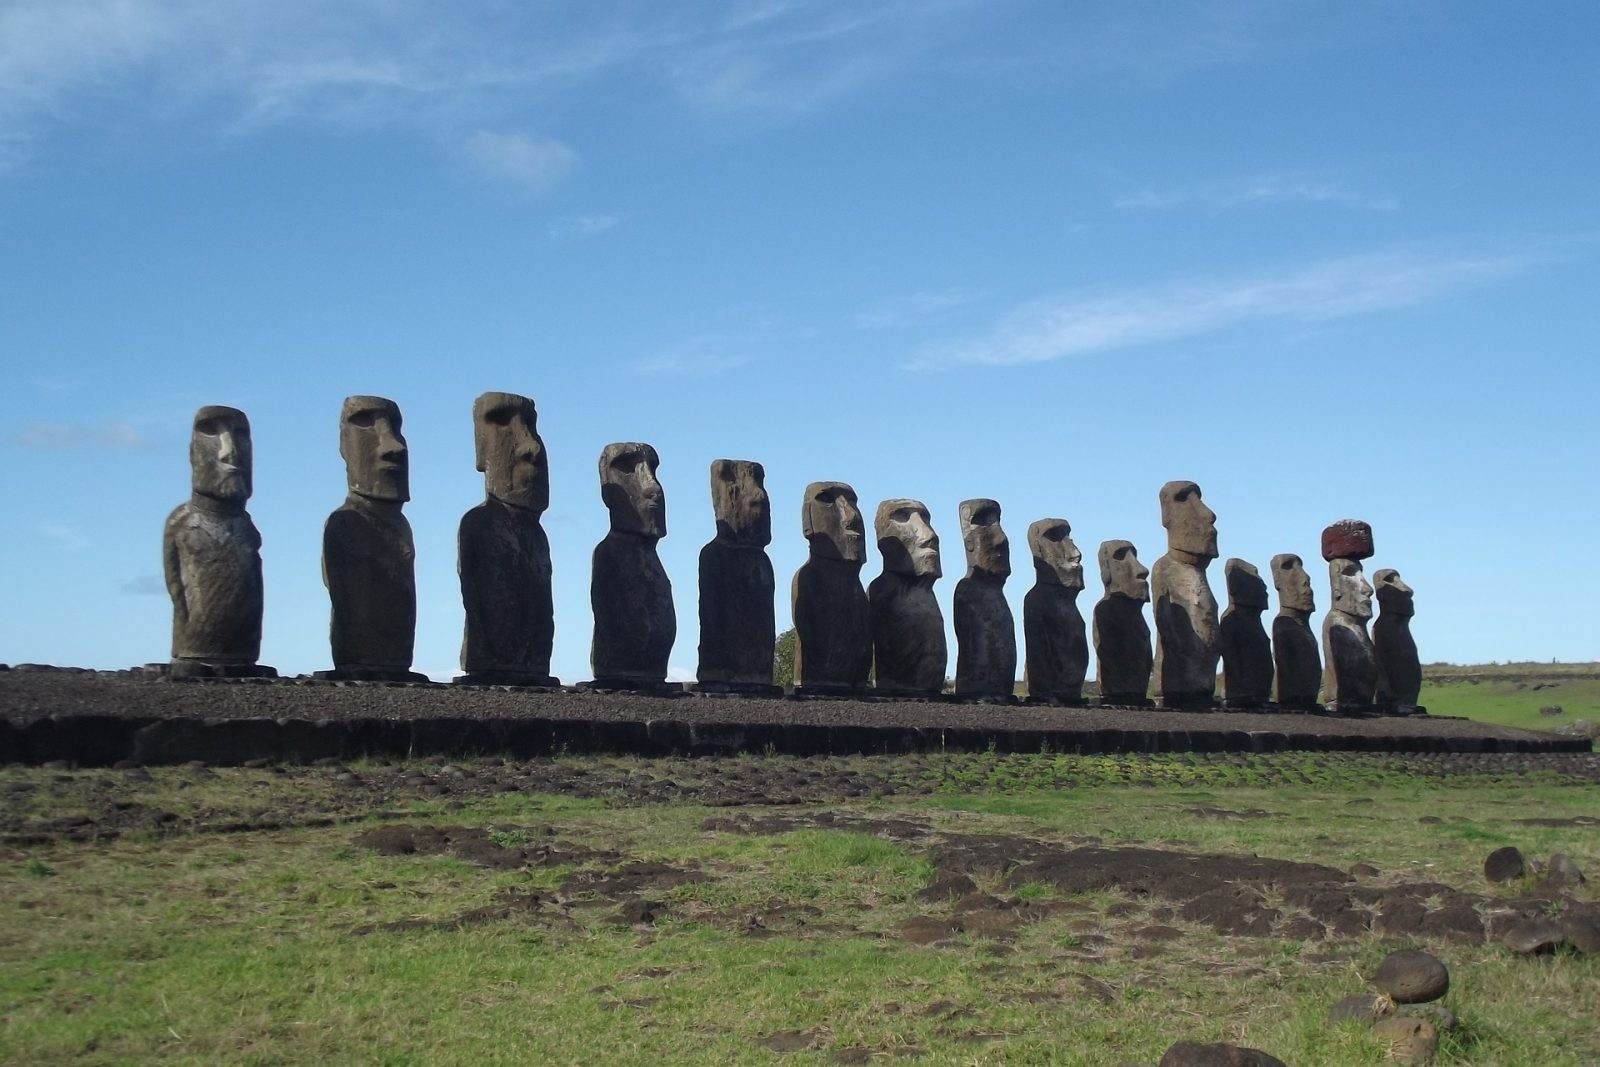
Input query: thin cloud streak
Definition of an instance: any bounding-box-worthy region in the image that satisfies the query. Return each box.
[10,419,155,451]
[548,213,621,240]
[464,130,576,192]
[1115,171,1397,213]
[855,286,978,329]
[907,249,1530,371]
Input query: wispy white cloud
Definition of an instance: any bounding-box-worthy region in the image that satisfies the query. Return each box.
[464,130,576,192]
[120,571,165,595]
[548,213,621,241]
[36,521,93,550]
[854,286,979,329]
[10,419,155,450]
[1115,171,1396,213]
[636,350,753,377]
[907,248,1531,371]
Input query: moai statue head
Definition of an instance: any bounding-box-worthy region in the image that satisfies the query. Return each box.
[190,405,252,504]
[959,498,1010,580]
[599,442,665,537]
[1158,480,1218,562]
[473,391,547,512]
[1028,518,1083,591]
[340,395,408,503]
[1373,568,1415,618]
[1099,540,1150,602]
[1271,553,1315,614]
[802,481,866,563]
[1328,558,1374,619]
[876,499,941,579]
[710,459,771,547]
[1224,558,1269,611]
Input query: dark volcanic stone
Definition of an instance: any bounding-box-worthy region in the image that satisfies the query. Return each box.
[1159,1040,1286,1066]
[1484,846,1526,883]
[1501,917,1566,955]
[1371,949,1449,1003]
[1326,993,1395,1026]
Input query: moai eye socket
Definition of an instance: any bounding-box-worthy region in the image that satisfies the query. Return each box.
[1043,524,1067,542]
[485,406,516,426]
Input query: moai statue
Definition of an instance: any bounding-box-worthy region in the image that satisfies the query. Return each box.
[1022,518,1088,704]
[590,442,675,689]
[1093,540,1153,706]
[456,392,557,686]
[321,396,424,681]
[1373,568,1422,712]
[953,499,1016,700]
[1320,519,1379,710]
[163,405,275,678]
[1270,553,1321,709]
[1219,558,1273,708]
[696,459,779,695]
[791,481,871,693]
[869,499,947,695]
[1151,480,1221,709]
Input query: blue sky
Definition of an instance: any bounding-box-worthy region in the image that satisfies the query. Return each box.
[2,0,1597,681]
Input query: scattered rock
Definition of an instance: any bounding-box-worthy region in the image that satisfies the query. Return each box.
[760,1029,820,1053]
[1349,863,1380,878]
[1158,1040,1286,1066]
[1483,846,1525,883]
[1406,1003,1457,1032]
[1371,1016,1438,1065]
[1501,917,1566,955]
[898,916,957,945]
[1544,853,1586,886]
[1371,949,1449,1003]
[613,899,664,925]
[1560,916,1600,954]
[1538,705,1563,716]
[1327,994,1395,1027]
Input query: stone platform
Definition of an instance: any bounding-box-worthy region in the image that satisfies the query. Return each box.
[0,667,1586,767]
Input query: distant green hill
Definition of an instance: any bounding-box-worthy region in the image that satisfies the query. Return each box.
[1420,661,1600,730]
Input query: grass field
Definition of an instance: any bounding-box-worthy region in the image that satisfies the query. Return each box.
[3,751,1597,1065]
[1420,662,1600,731]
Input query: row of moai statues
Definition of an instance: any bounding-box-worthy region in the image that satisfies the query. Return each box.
[162,396,1422,711]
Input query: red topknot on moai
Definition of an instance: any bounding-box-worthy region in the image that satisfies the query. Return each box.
[1320,519,1374,562]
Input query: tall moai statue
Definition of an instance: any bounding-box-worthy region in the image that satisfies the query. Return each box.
[1320,519,1379,710]
[1023,518,1088,704]
[869,499,947,695]
[1219,558,1273,708]
[696,459,780,695]
[791,481,872,693]
[321,396,424,681]
[1093,539,1153,706]
[163,405,275,679]
[1373,567,1422,713]
[1270,553,1321,709]
[953,498,1016,700]
[590,442,675,690]
[1151,480,1221,709]
[456,392,557,686]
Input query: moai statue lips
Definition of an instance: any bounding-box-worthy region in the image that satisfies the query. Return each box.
[698,459,778,692]
[591,442,674,687]
[711,458,772,547]
[165,405,273,678]
[1100,539,1150,601]
[876,499,941,578]
[340,395,409,503]
[1028,518,1084,591]
[959,498,1010,580]
[803,481,866,563]
[1224,558,1269,611]
[474,391,548,512]
[1321,519,1374,562]
[1271,553,1316,614]
[1159,480,1218,562]
[1373,568,1415,617]
[954,498,1015,699]
[600,442,665,538]
[457,392,557,686]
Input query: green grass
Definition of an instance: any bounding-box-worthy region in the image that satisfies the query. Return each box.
[2,754,1597,1065]
[1420,676,1600,731]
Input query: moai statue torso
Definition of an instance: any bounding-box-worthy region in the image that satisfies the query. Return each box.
[457,392,556,686]
[1093,539,1153,705]
[163,405,274,678]
[590,442,675,687]
[953,498,1016,699]
[1270,553,1321,709]
[1022,518,1088,703]
[1150,480,1221,709]
[1373,568,1421,710]
[697,459,778,693]
[791,481,872,692]
[1219,558,1273,708]
[869,499,947,694]
[322,396,422,681]
[1320,520,1379,709]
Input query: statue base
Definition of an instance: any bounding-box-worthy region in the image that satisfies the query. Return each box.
[453,672,561,688]
[1380,703,1427,717]
[314,667,429,683]
[872,685,949,700]
[956,692,1019,705]
[1222,697,1275,711]
[1098,694,1154,708]
[1158,692,1218,711]
[691,682,785,698]
[168,659,278,680]
[1024,694,1088,707]
[1322,700,1380,717]
[580,678,685,696]
[789,684,872,700]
